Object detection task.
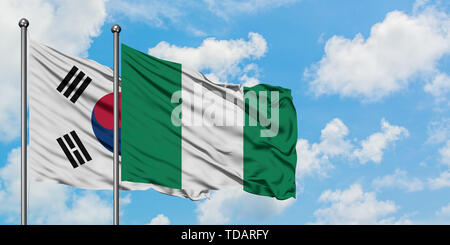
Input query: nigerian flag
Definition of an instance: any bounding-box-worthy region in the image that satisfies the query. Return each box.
[121,44,297,200]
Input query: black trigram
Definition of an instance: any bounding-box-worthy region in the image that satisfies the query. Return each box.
[57,66,92,103]
[56,131,92,168]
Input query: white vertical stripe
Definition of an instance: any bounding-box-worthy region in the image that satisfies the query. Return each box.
[181,67,245,194]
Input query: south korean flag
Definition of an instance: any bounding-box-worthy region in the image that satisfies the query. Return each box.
[29,40,204,199]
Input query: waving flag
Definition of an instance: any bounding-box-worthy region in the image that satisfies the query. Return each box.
[29,40,206,199]
[121,44,298,200]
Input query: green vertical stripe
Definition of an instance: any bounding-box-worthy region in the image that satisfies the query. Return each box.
[243,84,297,200]
[121,44,182,189]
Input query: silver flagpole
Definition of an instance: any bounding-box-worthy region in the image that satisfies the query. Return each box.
[19,18,29,226]
[111,24,121,226]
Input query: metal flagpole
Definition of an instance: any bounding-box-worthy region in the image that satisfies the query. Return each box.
[111,24,121,226]
[19,18,29,226]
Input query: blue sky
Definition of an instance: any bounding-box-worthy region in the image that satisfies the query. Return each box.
[1,0,450,225]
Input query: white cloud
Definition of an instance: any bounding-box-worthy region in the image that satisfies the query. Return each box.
[203,0,300,20]
[148,32,267,83]
[0,85,20,142]
[0,0,107,142]
[428,170,450,189]
[438,140,450,166]
[305,6,450,101]
[436,203,450,217]
[352,119,409,164]
[427,118,450,144]
[120,193,132,206]
[312,184,410,224]
[426,122,450,190]
[0,147,119,224]
[413,0,431,13]
[148,214,171,225]
[50,192,112,225]
[240,63,261,87]
[318,118,353,156]
[296,118,408,178]
[426,141,450,190]
[372,169,424,192]
[196,188,295,225]
[296,139,333,178]
[296,118,350,178]
[424,72,450,99]
[377,214,414,225]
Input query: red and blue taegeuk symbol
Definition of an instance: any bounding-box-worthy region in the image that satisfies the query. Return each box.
[91,93,121,154]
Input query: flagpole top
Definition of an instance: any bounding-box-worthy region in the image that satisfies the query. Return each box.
[111,24,121,33]
[18,18,29,28]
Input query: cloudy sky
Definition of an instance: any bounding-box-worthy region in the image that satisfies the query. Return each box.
[1,0,450,225]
